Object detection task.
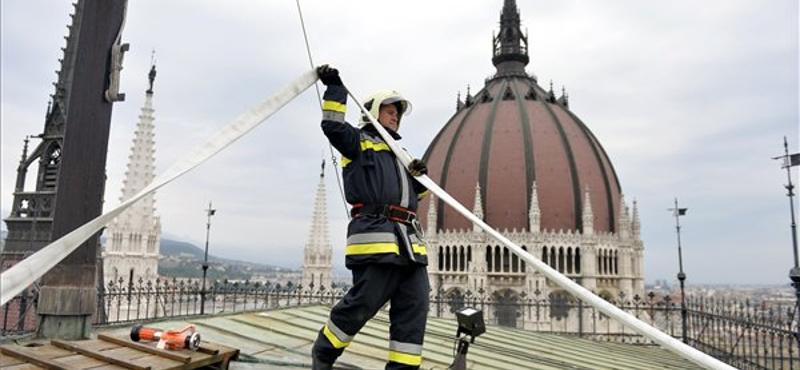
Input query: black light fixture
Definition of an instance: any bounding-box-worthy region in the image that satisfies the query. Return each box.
[451,307,485,370]
[456,307,485,341]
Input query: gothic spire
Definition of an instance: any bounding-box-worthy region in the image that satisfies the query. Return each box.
[582,187,594,236]
[492,0,529,75]
[115,68,158,229]
[472,182,484,233]
[53,1,84,114]
[302,163,333,291]
[104,45,161,284]
[529,181,541,232]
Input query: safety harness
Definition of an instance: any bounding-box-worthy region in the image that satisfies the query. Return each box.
[350,204,416,224]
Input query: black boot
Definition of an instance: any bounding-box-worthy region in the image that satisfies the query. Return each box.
[312,356,333,370]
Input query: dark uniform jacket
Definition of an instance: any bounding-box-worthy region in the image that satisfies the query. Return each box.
[320,85,428,268]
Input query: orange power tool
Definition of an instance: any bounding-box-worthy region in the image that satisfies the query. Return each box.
[130,324,201,350]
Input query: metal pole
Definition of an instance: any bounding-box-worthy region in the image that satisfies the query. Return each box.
[777,137,800,339]
[201,201,215,315]
[670,198,688,344]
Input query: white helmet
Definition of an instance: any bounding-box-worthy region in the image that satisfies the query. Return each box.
[358,90,413,128]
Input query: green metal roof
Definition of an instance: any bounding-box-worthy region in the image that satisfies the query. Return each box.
[97,305,703,369]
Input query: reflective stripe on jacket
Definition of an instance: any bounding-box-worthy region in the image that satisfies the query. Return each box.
[321,85,428,267]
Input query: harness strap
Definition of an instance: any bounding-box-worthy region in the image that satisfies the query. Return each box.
[351,204,416,224]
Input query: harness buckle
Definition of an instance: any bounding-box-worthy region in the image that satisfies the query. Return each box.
[387,205,416,224]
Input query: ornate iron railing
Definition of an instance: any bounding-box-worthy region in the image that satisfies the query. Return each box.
[2,278,797,369]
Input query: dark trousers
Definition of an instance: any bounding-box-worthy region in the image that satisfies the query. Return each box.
[312,263,430,370]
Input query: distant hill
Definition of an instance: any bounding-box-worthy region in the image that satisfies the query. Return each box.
[160,238,208,260]
[158,237,298,280]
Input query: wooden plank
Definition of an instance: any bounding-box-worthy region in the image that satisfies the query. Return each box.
[1,364,47,370]
[1,352,28,367]
[0,346,78,370]
[50,340,150,370]
[92,347,178,370]
[96,335,191,364]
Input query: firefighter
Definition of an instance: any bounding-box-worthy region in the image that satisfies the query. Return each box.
[312,65,430,370]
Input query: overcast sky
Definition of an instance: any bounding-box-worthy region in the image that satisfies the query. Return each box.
[2,1,798,286]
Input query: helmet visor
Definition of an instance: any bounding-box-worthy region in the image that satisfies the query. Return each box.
[381,96,412,116]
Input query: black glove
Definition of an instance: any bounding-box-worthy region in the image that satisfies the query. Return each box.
[317,64,342,86]
[408,159,427,177]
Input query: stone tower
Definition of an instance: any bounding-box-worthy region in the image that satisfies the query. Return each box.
[1,0,128,340]
[103,63,162,286]
[302,161,333,292]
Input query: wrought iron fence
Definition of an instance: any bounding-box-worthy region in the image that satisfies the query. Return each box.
[2,278,797,369]
[94,277,350,325]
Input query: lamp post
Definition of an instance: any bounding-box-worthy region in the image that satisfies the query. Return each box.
[668,198,688,344]
[773,136,799,339]
[200,201,216,315]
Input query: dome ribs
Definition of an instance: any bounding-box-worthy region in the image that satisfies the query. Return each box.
[566,110,622,232]
[509,80,537,226]
[478,80,510,227]
[432,91,487,230]
[537,93,583,232]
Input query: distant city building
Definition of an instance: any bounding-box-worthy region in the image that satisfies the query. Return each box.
[301,161,333,291]
[419,0,645,330]
[102,64,161,285]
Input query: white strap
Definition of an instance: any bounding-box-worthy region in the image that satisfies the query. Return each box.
[347,90,737,370]
[0,69,319,306]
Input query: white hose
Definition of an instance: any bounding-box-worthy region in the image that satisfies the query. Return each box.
[0,69,319,306]
[346,90,737,370]
[0,68,735,369]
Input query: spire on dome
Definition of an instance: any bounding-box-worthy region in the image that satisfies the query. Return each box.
[492,0,529,76]
[582,187,594,236]
[472,183,484,233]
[426,194,437,237]
[529,181,541,232]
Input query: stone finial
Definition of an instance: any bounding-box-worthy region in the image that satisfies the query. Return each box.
[618,194,631,239]
[472,182,485,234]
[528,181,541,232]
[582,187,594,236]
[427,194,437,236]
[631,198,641,237]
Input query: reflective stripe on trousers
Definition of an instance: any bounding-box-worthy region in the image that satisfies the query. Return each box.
[388,340,423,366]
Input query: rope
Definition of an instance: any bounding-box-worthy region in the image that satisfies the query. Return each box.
[294,0,350,220]
[0,70,319,306]
[345,89,738,370]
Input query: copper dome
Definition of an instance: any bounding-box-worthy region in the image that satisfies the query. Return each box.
[420,0,622,234]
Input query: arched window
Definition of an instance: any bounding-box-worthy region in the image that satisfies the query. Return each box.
[613,250,619,275]
[494,246,502,272]
[521,246,527,273]
[597,250,603,275]
[566,248,573,274]
[438,247,444,271]
[542,247,548,268]
[575,248,581,274]
[486,245,494,272]
[459,246,466,271]
[558,247,565,273]
[502,247,510,272]
[445,246,451,271]
[549,247,557,268]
